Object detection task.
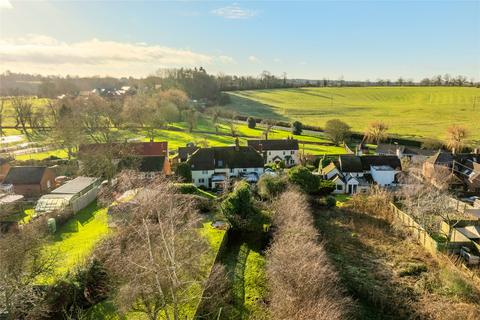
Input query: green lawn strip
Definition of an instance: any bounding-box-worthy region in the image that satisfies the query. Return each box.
[226,87,480,143]
[40,202,109,282]
[15,148,69,161]
[335,194,352,207]
[243,248,268,319]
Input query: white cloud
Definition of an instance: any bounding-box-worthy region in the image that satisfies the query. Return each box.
[0,0,12,9]
[218,55,236,64]
[212,4,257,19]
[248,55,260,63]
[0,34,214,77]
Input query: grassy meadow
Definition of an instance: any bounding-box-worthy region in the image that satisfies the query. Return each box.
[226,87,480,144]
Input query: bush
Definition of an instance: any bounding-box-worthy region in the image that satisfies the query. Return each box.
[325,195,337,208]
[257,174,288,199]
[247,116,256,129]
[177,183,197,195]
[220,181,264,232]
[175,162,192,182]
[287,166,319,194]
[291,121,303,135]
[318,180,335,195]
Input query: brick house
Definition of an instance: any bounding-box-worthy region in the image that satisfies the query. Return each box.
[2,166,56,197]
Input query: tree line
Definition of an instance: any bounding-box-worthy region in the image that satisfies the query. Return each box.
[2,69,477,99]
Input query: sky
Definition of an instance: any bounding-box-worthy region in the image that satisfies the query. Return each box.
[0,0,479,80]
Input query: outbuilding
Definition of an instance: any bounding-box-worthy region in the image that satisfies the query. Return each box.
[35,176,101,214]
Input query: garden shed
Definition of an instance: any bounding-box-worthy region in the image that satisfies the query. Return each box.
[35,176,101,214]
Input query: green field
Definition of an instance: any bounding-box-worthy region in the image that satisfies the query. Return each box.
[226,87,480,144]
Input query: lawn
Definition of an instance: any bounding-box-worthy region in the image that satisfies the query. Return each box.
[226,87,480,144]
[14,148,69,161]
[41,202,109,280]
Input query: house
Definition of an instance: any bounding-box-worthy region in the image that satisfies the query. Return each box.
[1,166,56,197]
[79,141,171,175]
[0,158,11,183]
[321,155,402,194]
[422,150,480,193]
[35,176,101,214]
[376,143,436,163]
[247,139,299,167]
[188,143,264,189]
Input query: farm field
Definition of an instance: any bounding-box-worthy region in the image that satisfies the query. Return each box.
[226,87,480,144]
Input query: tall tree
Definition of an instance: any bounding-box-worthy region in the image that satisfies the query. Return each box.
[97,174,211,320]
[261,119,276,140]
[324,119,351,145]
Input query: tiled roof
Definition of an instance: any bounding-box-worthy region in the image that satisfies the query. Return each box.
[178,146,199,161]
[79,142,168,157]
[188,146,264,171]
[360,155,402,171]
[3,166,48,185]
[247,139,299,151]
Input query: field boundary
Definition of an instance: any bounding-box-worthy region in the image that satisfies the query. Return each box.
[389,202,440,256]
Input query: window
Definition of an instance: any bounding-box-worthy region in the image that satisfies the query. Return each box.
[283,151,285,155]
[198,178,205,183]
[47,180,51,189]
[202,170,208,174]
[268,151,271,155]
[217,160,223,167]
[291,150,295,155]
[230,168,234,173]
[254,168,258,172]
[336,185,343,191]
[243,168,247,172]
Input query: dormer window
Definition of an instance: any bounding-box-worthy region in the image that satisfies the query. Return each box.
[218,160,224,167]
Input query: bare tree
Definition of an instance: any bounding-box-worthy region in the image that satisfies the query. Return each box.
[267,190,352,320]
[324,119,351,145]
[261,119,276,140]
[446,125,468,152]
[0,99,5,137]
[96,175,211,320]
[0,226,57,320]
[364,120,389,144]
[11,97,34,140]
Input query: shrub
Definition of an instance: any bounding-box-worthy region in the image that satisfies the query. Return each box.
[287,166,319,194]
[177,183,197,195]
[247,116,256,129]
[325,195,337,208]
[220,181,264,232]
[175,162,192,182]
[318,180,335,195]
[257,174,288,199]
[291,121,303,135]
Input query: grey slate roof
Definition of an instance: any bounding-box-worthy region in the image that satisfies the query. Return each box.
[247,139,299,151]
[188,146,264,171]
[51,177,99,195]
[3,166,48,185]
[376,143,436,157]
[338,156,363,172]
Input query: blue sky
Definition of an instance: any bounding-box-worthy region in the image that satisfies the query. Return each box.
[0,0,478,80]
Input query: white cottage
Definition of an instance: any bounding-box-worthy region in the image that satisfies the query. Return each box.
[247,139,299,167]
[321,155,402,194]
[188,144,265,189]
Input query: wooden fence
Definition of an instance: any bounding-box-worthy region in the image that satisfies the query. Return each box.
[389,202,440,256]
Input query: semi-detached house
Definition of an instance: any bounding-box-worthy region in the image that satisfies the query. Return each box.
[247,139,299,167]
[188,144,264,189]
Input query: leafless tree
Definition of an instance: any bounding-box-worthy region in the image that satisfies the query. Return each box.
[363,120,389,144]
[446,124,468,152]
[261,119,276,140]
[0,99,5,137]
[96,175,212,320]
[267,190,352,320]
[11,97,34,140]
[0,226,57,320]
